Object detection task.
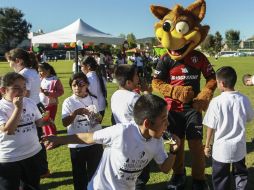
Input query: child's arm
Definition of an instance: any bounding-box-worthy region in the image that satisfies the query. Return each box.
[159,134,180,173]
[0,97,23,135]
[42,132,95,150]
[62,108,90,127]
[204,127,214,158]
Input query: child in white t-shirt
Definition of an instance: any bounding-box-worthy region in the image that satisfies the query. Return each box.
[61,72,103,190]
[0,72,47,190]
[43,94,180,190]
[80,56,107,118]
[111,64,141,124]
[203,66,254,190]
[38,62,64,135]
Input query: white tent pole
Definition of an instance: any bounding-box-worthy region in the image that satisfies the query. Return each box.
[75,44,79,73]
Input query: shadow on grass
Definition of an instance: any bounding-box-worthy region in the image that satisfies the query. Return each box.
[147,175,213,190]
[247,141,254,154]
[47,171,72,178]
[149,150,212,172]
[41,171,73,190]
[57,129,67,135]
[41,178,73,190]
[247,167,254,190]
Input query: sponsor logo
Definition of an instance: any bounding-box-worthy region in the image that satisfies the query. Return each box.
[171,75,199,80]
[195,125,203,129]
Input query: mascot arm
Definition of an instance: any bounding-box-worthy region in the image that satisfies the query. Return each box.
[192,76,217,112]
[152,78,194,103]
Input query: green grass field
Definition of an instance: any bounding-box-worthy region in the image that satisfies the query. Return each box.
[0,57,254,190]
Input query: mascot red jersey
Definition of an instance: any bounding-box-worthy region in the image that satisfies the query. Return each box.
[150,0,216,189]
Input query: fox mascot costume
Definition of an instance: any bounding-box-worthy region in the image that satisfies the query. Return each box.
[151,0,216,189]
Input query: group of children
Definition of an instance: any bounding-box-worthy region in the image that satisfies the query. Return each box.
[0,48,254,190]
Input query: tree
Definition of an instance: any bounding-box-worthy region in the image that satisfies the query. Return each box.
[214,31,223,54]
[200,34,215,55]
[150,37,159,46]
[0,7,32,52]
[126,33,137,48]
[225,30,240,50]
[119,33,126,39]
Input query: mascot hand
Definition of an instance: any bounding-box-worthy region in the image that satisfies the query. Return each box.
[171,86,194,103]
[192,88,214,112]
[152,79,194,103]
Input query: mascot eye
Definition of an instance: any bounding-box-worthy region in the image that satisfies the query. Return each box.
[175,21,189,35]
[162,20,173,32]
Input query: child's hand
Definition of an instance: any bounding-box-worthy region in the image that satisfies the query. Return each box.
[42,135,60,150]
[169,134,180,154]
[41,89,50,96]
[204,146,212,158]
[74,108,90,116]
[13,96,23,109]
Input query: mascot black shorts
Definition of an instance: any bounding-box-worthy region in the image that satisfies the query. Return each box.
[168,109,203,140]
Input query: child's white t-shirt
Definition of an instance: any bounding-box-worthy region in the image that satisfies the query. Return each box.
[88,122,168,190]
[19,68,41,104]
[111,90,140,123]
[86,71,106,112]
[203,91,254,163]
[62,94,102,148]
[0,97,42,162]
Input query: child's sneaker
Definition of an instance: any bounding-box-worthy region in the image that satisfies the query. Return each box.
[167,173,186,190]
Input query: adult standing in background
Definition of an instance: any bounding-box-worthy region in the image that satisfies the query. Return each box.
[99,51,107,79]
[40,51,47,63]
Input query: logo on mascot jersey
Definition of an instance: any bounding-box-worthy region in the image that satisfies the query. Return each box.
[181,68,188,74]
[191,56,199,64]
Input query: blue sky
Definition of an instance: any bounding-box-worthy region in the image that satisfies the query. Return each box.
[1,0,254,40]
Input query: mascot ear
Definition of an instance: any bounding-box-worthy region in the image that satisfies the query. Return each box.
[150,5,171,20]
[186,0,206,21]
[200,25,210,42]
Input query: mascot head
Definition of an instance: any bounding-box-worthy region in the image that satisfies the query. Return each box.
[150,0,209,60]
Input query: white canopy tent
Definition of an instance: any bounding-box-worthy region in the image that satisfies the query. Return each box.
[32,18,124,72]
[31,18,124,45]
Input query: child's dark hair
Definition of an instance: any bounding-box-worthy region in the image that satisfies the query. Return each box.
[5,48,39,71]
[82,56,107,98]
[0,72,26,87]
[216,66,237,88]
[114,65,137,87]
[69,72,89,87]
[242,74,252,85]
[69,72,96,98]
[82,56,98,71]
[38,62,57,76]
[133,94,167,125]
